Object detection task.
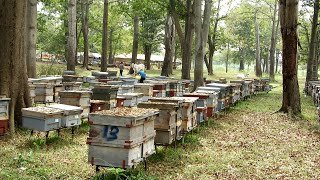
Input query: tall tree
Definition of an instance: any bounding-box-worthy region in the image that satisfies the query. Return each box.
[306,0,319,84]
[279,0,301,115]
[26,0,37,78]
[269,0,279,81]
[131,16,139,64]
[81,0,89,69]
[108,28,114,64]
[194,0,212,90]
[206,0,222,75]
[67,0,77,71]
[161,12,175,77]
[255,10,262,77]
[171,0,195,80]
[101,0,108,72]
[0,0,32,134]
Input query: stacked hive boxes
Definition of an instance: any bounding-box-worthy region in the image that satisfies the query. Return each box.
[87,107,158,169]
[48,104,83,127]
[134,84,154,102]
[92,85,118,111]
[193,90,219,117]
[152,82,166,97]
[0,97,10,135]
[183,93,208,124]
[138,99,184,145]
[230,80,245,100]
[207,83,232,108]
[120,93,144,107]
[172,97,198,134]
[63,82,83,91]
[34,83,54,103]
[59,91,92,118]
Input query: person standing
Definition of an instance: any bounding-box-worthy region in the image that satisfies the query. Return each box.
[119,62,124,76]
[137,70,146,83]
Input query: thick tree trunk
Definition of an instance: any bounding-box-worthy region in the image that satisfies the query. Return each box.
[108,28,114,64]
[82,0,89,69]
[131,16,139,64]
[269,0,278,81]
[255,11,262,77]
[67,0,76,71]
[144,45,152,70]
[101,0,108,72]
[194,0,212,91]
[26,0,37,78]
[0,0,32,134]
[161,13,175,77]
[204,54,209,72]
[306,0,319,85]
[279,0,301,115]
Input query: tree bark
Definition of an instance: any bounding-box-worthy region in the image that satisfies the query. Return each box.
[101,0,108,72]
[269,0,278,81]
[306,0,319,84]
[276,49,279,73]
[82,0,89,69]
[255,11,262,77]
[144,45,152,70]
[194,0,212,91]
[279,0,301,115]
[226,42,230,73]
[131,16,139,64]
[171,0,195,80]
[239,48,245,71]
[207,0,221,75]
[108,28,114,64]
[161,13,175,77]
[0,0,32,134]
[67,0,77,71]
[26,0,37,78]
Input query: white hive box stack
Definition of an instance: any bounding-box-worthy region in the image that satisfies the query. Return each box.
[48,104,83,127]
[59,91,92,118]
[87,107,158,169]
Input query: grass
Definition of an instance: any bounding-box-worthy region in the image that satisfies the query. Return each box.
[1,63,320,179]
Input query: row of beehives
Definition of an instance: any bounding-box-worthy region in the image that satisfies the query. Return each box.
[86,78,272,169]
[305,81,320,119]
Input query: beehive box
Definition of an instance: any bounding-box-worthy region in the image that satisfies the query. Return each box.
[134,83,154,101]
[121,93,144,107]
[40,77,63,85]
[172,97,198,133]
[137,102,182,145]
[48,104,82,127]
[90,100,116,112]
[63,82,82,91]
[62,75,79,82]
[59,91,92,118]
[54,84,63,103]
[148,97,184,119]
[92,85,118,101]
[88,136,155,169]
[196,107,207,124]
[87,107,158,169]
[118,85,134,95]
[22,107,64,132]
[0,98,10,120]
[0,119,9,136]
[183,93,209,108]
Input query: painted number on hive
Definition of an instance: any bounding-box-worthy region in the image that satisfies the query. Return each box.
[103,126,119,141]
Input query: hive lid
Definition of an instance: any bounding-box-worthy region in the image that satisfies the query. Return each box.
[48,104,83,112]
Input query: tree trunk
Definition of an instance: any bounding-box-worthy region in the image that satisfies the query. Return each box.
[194,0,212,91]
[255,11,262,77]
[207,0,221,75]
[131,16,139,64]
[0,0,32,134]
[101,0,108,72]
[239,48,245,71]
[276,49,279,73]
[26,0,37,78]
[226,42,230,73]
[82,0,89,69]
[269,0,278,81]
[67,0,76,71]
[204,54,209,72]
[144,45,152,70]
[266,51,269,73]
[108,28,113,64]
[306,0,319,84]
[161,13,175,77]
[171,0,194,80]
[168,23,175,75]
[279,0,301,115]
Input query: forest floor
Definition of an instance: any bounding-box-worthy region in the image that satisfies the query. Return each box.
[1,66,320,179]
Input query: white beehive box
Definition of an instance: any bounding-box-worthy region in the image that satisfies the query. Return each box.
[48,104,83,127]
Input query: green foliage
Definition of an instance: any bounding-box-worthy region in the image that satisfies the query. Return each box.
[37,64,64,77]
